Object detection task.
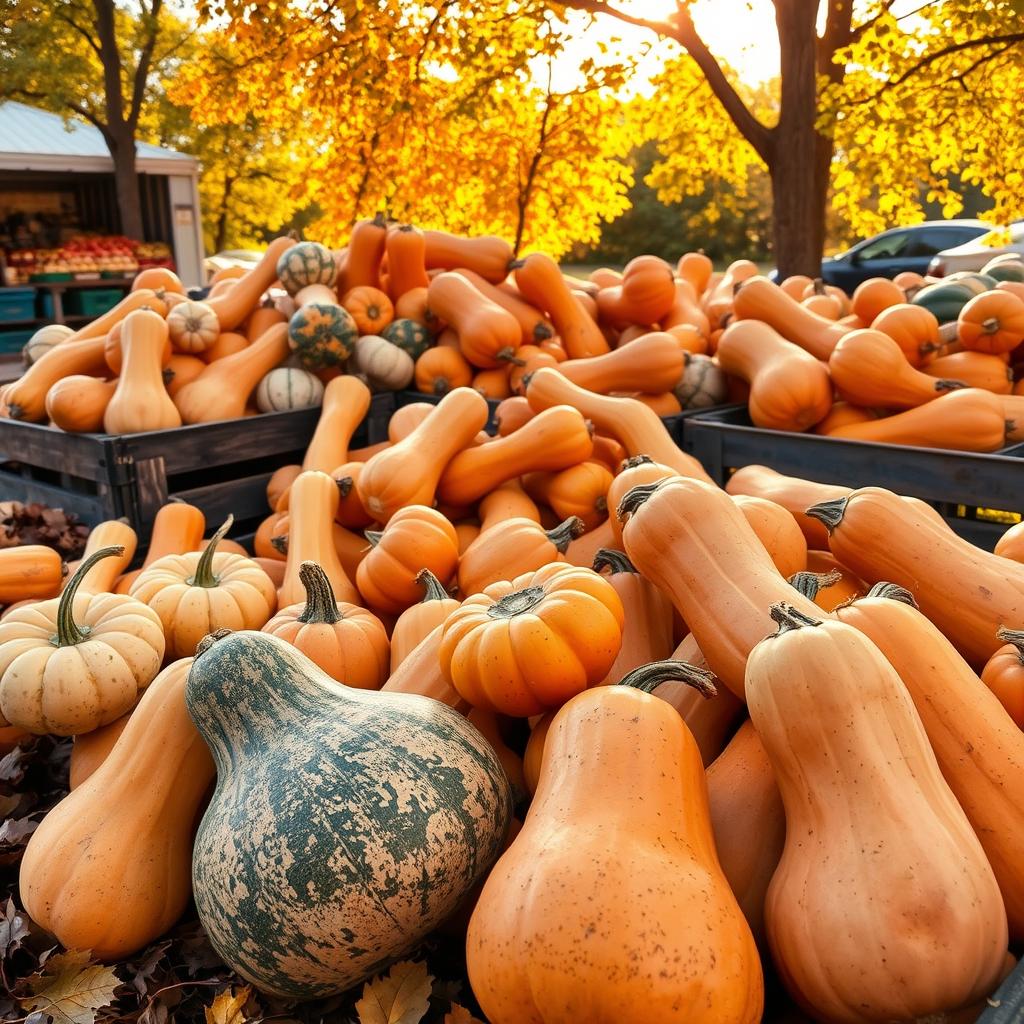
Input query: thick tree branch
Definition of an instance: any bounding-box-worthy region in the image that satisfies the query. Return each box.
[129,0,164,128]
[91,0,127,136]
[818,0,858,79]
[562,0,773,163]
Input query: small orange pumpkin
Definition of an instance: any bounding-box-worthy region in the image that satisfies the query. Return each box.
[980,628,1024,728]
[958,290,1024,355]
[262,561,388,688]
[343,286,394,335]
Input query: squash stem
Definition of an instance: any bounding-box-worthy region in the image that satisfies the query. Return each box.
[364,529,383,548]
[297,561,342,624]
[622,454,654,469]
[488,585,545,619]
[270,534,288,556]
[196,627,233,658]
[616,482,661,522]
[189,514,233,588]
[593,548,637,575]
[867,581,919,607]
[997,627,1024,665]
[618,659,717,699]
[804,496,849,531]
[769,602,823,635]
[787,570,842,600]
[934,378,965,392]
[416,568,451,603]
[53,545,124,647]
[532,323,553,341]
[546,516,585,553]
[335,476,353,499]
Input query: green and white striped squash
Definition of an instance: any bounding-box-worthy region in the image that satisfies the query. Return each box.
[287,302,358,370]
[255,367,324,413]
[23,324,73,367]
[674,352,728,410]
[275,241,337,295]
[382,318,432,360]
[186,629,512,999]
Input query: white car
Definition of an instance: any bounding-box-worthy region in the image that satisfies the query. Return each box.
[928,222,1024,277]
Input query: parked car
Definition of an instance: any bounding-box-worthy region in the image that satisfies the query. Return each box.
[818,220,990,290]
[203,249,264,282]
[927,222,1024,277]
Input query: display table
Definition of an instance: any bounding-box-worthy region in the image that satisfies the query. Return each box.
[0,277,132,327]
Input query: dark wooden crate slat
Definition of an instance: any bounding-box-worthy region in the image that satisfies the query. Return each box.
[0,419,110,478]
[171,472,277,527]
[945,516,1007,552]
[681,406,1024,511]
[0,470,112,525]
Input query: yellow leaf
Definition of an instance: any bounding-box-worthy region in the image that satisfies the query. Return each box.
[205,985,253,1024]
[444,1003,486,1024]
[355,960,433,1024]
[19,950,120,1024]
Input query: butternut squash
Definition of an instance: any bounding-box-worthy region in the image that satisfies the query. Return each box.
[455,267,553,344]
[557,330,683,394]
[104,310,181,433]
[5,335,110,422]
[731,494,809,578]
[45,375,116,433]
[301,375,371,473]
[427,272,521,368]
[204,237,294,331]
[423,230,512,283]
[925,350,1014,394]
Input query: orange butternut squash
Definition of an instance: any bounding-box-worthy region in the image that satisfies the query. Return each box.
[716,319,832,431]
[826,387,1007,451]
[427,272,521,368]
[357,387,489,522]
[850,276,904,323]
[205,237,293,331]
[704,259,759,327]
[385,224,430,297]
[69,713,130,789]
[828,328,964,409]
[478,480,541,529]
[45,375,116,433]
[995,521,1024,562]
[423,230,512,283]
[5,335,110,422]
[813,401,877,435]
[730,494,808,578]
[0,545,64,604]
[663,279,711,338]
[925,350,1013,393]
[70,520,137,594]
[981,629,1024,729]
[525,366,713,482]
[870,302,939,366]
[522,461,613,532]
[380,624,468,711]
[389,569,459,673]
[245,302,287,343]
[437,405,592,506]
[344,213,388,290]
[115,502,205,594]
[595,255,676,327]
[455,267,554,345]
[163,353,206,398]
[301,375,371,473]
[513,253,609,358]
[556,330,683,394]
[677,251,713,294]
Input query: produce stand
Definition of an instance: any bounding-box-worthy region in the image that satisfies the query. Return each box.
[0,393,393,537]
[681,405,1024,550]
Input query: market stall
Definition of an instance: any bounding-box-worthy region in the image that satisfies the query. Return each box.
[0,101,204,353]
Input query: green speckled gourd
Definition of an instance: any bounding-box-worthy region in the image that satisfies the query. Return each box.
[288,302,358,369]
[186,629,512,999]
[276,241,337,294]
[382,318,432,360]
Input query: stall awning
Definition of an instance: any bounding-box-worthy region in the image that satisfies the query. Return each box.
[0,101,198,175]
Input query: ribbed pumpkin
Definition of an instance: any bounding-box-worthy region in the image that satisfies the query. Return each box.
[0,546,165,736]
[262,561,388,688]
[958,289,1024,354]
[981,628,1024,729]
[130,516,277,659]
[287,303,358,370]
[276,241,337,294]
[255,367,324,412]
[186,629,512,998]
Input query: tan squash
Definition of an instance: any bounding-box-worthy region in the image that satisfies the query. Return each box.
[301,375,371,473]
[45,375,116,433]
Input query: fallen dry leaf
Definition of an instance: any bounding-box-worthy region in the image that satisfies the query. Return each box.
[355,960,433,1024]
[19,949,120,1024]
[444,1002,485,1024]
[204,984,252,1024]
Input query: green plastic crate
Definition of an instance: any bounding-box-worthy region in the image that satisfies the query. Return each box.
[0,327,34,353]
[66,288,124,318]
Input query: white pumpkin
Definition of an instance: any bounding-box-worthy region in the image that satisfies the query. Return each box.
[255,367,325,413]
[23,324,73,366]
[167,300,220,354]
[674,352,728,410]
[352,335,414,391]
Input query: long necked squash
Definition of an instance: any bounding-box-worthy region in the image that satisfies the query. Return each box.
[924,350,1014,394]
[716,319,832,431]
[0,545,65,604]
[556,330,683,394]
[525,367,713,482]
[747,606,1008,1022]
[186,628,512,998]
[423,230,512,283]
[595,255,676,328]
[381,623,468,711]
[618,477,821,698]
[5,335,110,422]
[826,387,1007,451]
[828,328,964,409]
[731,276,851,359]
[427,272,521,368]
[357,387,489,522]
[807,486,1024,665]
[437,405,593,506]
[731,494,808,579]
[343,214,387,290]
[385,224,430,297]
[466,666,763,1024]
[19,657,213,959]
[835,584,1024,937]
[206,236,293,331]
[45,375,116,433]
[455,267,553,345]
[116,501,206,593]
[301,375,371,473]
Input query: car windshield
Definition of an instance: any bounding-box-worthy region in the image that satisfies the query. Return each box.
[856,232,909,259]
[973,225,1024,248]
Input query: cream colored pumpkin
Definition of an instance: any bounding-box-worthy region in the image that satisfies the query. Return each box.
[255,367,325,413]
[23,324,74,366]
[129,515,277,659]
[0,546,165,735]
[167,300,220,354]
[352,335,414,390]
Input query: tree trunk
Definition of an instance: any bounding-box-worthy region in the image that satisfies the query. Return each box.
[109,130,144,240]
[768,0,832,279]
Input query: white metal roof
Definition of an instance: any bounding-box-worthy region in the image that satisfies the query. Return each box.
[0,101,197,176]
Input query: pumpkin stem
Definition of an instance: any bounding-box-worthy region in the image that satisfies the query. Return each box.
[593,548,637,575]
[189,515,234,588]
[364,529,383,548]
[53,545,124,647]
[432,377,452,396]
[270,534,289,556]
[372,211,387,228]
[804,496,848,532]
[867,581,919,607]
[336,476,353,499]
[546,516,585,553]
[933,378,965,392]
[532,322,553,341]
[520,370,535,391]
[812,277,825,295]
[195,627,233,658]
[622,454,654,469]
[981,316,1001,334]
[296,561,342,624]
[497,348,525,366]
[416,568,451,603]
[616,482,661,522]
[508,258,525,271]
[488,585,546,619]
[997,627,1024,665]
[787,570,842,600]
[618,659,717,699]
[768,602,823,635]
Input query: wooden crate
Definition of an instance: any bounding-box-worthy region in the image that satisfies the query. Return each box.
[680,405,1024,551]
[0,393,394,537]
